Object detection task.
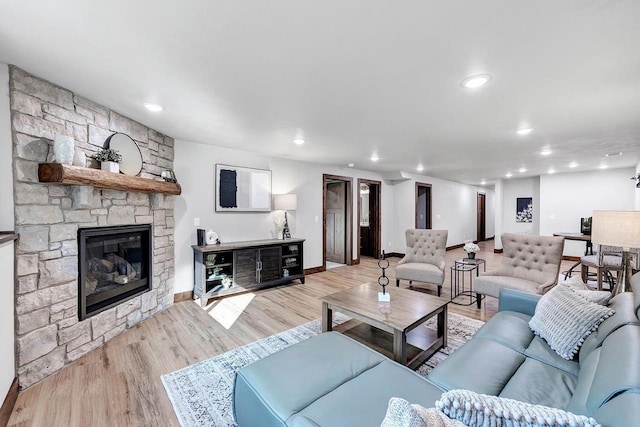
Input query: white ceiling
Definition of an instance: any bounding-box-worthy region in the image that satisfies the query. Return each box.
[1,1,639,185]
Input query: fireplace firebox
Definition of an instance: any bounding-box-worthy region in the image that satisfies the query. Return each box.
[78,224,152,320]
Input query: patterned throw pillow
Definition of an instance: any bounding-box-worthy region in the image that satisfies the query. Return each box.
[381,397,465,427]
[529,285,614,360]
[436,389,601,427]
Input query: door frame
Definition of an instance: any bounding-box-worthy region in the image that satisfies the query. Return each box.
[323,174,353,268]
[477,192,486,242]
[356,178,381,262]
[415,182,432,229]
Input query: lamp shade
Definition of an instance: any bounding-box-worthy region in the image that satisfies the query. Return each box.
[591,210,640,250]
[273,194,297,211]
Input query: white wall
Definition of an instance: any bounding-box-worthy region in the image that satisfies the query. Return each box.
[173,139,397,293]
[501,177,540,235]
[390,173,493,252]
[484,189,496,239]
[636,162,640,210]
[539,167,636,256]
[0,64,14,230]
[0,240,15,399]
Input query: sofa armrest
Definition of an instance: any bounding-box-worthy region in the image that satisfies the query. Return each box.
[498,289,541,316]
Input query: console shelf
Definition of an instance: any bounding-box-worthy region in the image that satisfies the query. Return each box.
[38,163,181,195]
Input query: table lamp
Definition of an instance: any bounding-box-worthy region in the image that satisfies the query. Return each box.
[274,194,297,239]
[591,210,640,295]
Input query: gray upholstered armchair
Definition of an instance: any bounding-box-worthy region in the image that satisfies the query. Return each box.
[474,233,565,308]
[394,229,448,296]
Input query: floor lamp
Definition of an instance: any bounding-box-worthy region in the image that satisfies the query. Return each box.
[274,194,297,239]
[591,210,640,295]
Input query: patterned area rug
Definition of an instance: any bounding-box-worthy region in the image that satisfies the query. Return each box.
[161,312,484,427]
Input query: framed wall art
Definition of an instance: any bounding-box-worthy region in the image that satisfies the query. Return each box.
[516,197,533,223]
[215,164,272,212]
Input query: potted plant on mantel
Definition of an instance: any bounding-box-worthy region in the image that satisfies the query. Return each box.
[94,148,122,173]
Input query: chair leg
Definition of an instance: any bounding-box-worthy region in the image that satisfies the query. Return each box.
[396,279,400,287]
[581,264,588,283]
[597,267,603,291]
[476,293,482,309]
[437,286,441,297]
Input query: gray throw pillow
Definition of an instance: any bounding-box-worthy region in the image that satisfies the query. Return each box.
[529,285,614,360]
[559,276,612,305]
[381,397,465,427]
[436,389,601,427]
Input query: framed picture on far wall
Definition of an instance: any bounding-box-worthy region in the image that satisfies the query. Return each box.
[215,164,272,212]
[516,197,533,223]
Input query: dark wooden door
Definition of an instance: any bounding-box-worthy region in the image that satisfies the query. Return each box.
[326,181,346,263]
[415,183,432,229]
[477,193,486,242]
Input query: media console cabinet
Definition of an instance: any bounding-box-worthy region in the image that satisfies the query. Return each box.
[192,238,305,306]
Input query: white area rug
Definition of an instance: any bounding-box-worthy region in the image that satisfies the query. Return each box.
[161,312,484,427]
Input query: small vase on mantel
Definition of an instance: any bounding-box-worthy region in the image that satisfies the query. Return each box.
[101,161,120,173]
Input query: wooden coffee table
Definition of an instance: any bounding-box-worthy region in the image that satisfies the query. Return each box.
[321,283,449,369]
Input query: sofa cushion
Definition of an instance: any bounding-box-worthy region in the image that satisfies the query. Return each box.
[396,262,444,285]
[593,391,640,427]
[499,358,577,409]
[288,361,444,427]
[528,285,614,360]
[523,336,580,376]
[427,337,526,396]
[233,332,386,427]
[436,390,600,427]
[472,310,534,353]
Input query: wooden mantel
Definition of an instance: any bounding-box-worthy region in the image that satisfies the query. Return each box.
[38,163,182,195]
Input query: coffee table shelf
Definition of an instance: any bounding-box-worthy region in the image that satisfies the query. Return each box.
[321,283,449,369]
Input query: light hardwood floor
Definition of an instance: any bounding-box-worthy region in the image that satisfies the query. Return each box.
[7,241,575,426]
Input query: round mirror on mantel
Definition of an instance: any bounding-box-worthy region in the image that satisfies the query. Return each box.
[105,132,143,176]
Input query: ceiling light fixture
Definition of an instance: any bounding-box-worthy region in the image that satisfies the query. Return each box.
[417,164,424,172]
[540,148,552,156]
[462,74,491,89]
[605,152,622,157]
[505,172,513,178]
[569,162,578,168]
[142,102,163,112]
[348,163,355,168]
[548,168,556,174]
[370,155,379,162]
[294,138,305,145]
[516,128,533,136]
[599,164,608,170]
[519,167,527,173]
[481,180,486,185]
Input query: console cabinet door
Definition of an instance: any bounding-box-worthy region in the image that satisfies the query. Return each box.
[234,249,257,287]
[259,247,281,283]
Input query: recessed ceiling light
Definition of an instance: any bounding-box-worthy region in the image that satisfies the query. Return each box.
[516,128,533,136]
[142,102,163,112]
[548,168,556,174]
[370,155,379,162]
[462,74,491,89]
[417,164,424,172]
[294,138,305,145]
[568,162,578,168]
[599,164,608,170]
[348,163,355,168]
[505,172,513,178]
[481,180,486,185]
[605,152,622,157]
[519,167,527,173]
[540,148,552,156]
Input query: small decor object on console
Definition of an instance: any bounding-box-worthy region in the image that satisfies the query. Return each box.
[205,230,219,245]
[94,148,122,173]
[463,242,479,259]
[378,250,391,302]
[53,134,75,165]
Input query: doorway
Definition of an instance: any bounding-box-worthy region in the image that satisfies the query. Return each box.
[357,179,381,261]
[477,193,486,242]
[323,174,353,268]
[415,182,432,229]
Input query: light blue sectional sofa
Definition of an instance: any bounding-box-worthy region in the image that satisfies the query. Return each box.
[233,273,640,427]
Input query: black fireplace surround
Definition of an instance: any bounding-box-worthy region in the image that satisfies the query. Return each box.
[78,224,152,320]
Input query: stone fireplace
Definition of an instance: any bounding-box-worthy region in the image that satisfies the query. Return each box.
[10,66,176,388]
[78,225,152,320]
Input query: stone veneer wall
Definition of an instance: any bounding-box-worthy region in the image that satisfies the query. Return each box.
[9,67,176,388]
